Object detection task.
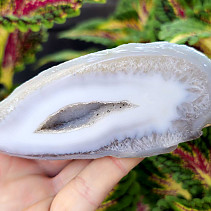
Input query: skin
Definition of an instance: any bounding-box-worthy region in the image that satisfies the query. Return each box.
[0,153,143,211]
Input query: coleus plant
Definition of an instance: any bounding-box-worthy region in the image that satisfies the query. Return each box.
[39,0,210,210]
[57,0,211,55]
[0,0,105,100]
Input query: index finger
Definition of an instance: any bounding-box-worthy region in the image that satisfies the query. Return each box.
[50,157,143,211]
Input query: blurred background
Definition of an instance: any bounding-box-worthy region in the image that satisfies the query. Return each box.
[0,0,211,210]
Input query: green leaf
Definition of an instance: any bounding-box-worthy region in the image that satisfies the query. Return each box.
[59,0,181,47]
[112,0,139,19]
[98,171,141,211]
[37,49,96,68]
[159,19,211,45]
[59,18,119,47]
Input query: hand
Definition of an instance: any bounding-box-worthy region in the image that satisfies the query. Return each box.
[0,153,143,211]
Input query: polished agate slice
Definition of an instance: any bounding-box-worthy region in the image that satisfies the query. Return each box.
[0,42,210,159]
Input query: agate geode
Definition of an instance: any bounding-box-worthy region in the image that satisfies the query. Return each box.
[0,42,210,159]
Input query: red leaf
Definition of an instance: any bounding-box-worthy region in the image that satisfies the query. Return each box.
[174,144,211,187]
[3,30,18,68]
[13,0,25,15]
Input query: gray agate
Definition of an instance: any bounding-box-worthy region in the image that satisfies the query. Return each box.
[0,42,210,159]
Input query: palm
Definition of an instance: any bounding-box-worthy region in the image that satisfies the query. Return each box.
[0,153,142,211]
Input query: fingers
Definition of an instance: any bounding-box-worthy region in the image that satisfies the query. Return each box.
[24,197,53,211]
[23,160,91,211]
[52,159,91,193]
[0,159,91,211]
[0,175,55,211]
[0,154,44,182]
[35,160,71,177]
[50,157,143,211]
[0,153,70,182]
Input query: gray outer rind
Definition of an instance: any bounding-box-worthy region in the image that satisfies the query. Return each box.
[1,145,178,160]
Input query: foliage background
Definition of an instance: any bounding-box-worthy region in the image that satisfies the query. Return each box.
[0,0,211,210]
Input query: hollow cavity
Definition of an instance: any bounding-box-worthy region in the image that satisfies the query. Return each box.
[36,101,133,133]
